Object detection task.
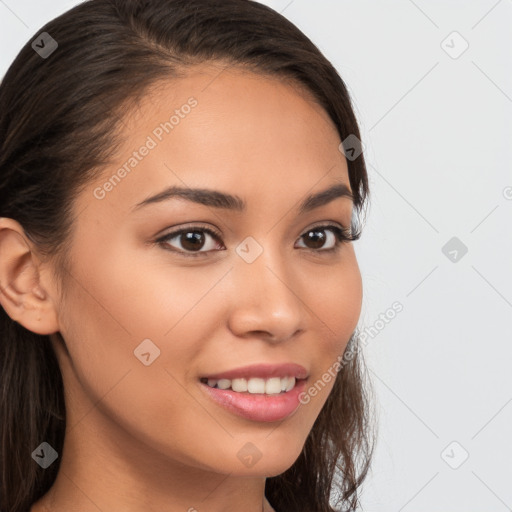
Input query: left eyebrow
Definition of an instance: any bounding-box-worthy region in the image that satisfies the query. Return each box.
[132,182,354,214]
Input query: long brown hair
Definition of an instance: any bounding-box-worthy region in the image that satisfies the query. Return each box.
[0,1,375,510]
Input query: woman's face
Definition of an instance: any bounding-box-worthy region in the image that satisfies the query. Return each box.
[48,63,363,478]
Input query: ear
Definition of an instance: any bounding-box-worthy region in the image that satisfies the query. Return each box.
[0,217,60,335]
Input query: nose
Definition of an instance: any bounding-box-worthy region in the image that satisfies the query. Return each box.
[227,245,305,343]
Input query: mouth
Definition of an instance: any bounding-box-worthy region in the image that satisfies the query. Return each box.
[199,375,306,395]
[198,375,309,422]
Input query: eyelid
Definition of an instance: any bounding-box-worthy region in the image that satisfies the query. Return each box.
[155,222,222,240]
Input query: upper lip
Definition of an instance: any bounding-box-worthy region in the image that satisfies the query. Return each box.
[200,363,308,381]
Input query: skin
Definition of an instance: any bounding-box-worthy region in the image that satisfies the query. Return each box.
[0,62,362,512]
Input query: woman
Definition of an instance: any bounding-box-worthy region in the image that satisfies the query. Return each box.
[0,1,376,510]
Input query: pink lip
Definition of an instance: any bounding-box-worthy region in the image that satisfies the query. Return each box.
[199,377,308,422]
[200,363,308,380]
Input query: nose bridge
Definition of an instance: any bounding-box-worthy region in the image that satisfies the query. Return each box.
[228,235,304,340]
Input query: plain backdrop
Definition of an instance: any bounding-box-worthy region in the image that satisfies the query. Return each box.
[1,1,511,510]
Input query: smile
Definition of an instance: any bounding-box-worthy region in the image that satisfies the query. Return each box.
[200,376,298,395]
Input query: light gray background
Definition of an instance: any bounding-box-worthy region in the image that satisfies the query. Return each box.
[1,1,511,510]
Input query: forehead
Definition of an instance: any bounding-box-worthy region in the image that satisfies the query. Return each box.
[80,62,350,216]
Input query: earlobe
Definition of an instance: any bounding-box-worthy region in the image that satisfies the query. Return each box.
[0,218,60,335]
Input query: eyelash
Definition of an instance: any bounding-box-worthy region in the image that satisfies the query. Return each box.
[155,222,361,259]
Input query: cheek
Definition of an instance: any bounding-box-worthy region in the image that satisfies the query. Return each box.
[297,252,362,411]
[63,233,225,340]
[308,251,362,352]
[55,255,234,468]
[56,241,230,401]
[332,262,362,348]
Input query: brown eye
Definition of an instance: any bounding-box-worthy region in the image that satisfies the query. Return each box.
[179,231,207,251]
[304,229,328,249]
[157,226,223,256]
[296,226,340,251]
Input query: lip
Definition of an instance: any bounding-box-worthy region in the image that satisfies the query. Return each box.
[199,377,308,422]
[199,363,309,381]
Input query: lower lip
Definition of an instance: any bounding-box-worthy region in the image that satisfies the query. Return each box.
[199,378,307,422]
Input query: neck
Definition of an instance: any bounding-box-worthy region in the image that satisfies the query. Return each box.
[30,407,272,512]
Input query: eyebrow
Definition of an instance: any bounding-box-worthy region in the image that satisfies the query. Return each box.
[132,182,354,214]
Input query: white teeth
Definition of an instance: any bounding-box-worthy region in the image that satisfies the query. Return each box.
[204,376,297,394]
[265,377,282,394]
[231,378,248,392]
[247,377,265,393]
[285,377,295,392]
[217,378,231,390]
